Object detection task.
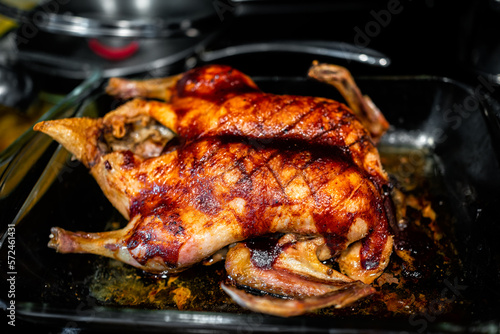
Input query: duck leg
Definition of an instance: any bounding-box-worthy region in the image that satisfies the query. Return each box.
[106,74,182,101]
[48,218,146,271]
[105,65,260,102]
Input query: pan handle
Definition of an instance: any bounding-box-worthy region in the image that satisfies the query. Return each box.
[197,40,391,67]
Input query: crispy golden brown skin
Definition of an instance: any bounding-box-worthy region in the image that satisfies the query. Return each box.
[34,64,395,316]
[37,133,391,276]
[106,64,388,189]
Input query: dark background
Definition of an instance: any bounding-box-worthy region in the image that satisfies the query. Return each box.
[209,0,493,81]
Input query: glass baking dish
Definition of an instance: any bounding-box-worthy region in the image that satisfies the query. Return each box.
[1,71,499,333]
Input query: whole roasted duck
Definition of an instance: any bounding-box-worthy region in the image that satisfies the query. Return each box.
[34,63,394,317]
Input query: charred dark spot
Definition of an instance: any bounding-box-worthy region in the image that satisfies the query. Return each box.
[164,219,186,236]
[393,218,437,279]
[130,185,173,219]
[174,107,190,118]
[127,238,140,249]
[126,218,183,268]
[324,234,348,255]
[175,225,185,236]
[145,240,182,268]
[246,235,290,270]
[121,150,136,170]
[193,188,221,216]
[362,258,380,271]
[360,223,389,271]
[104,160,112,170]
[161,136,184,154]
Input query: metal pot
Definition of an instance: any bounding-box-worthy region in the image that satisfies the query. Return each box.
[0,0,216,39]
[0,0,221,79]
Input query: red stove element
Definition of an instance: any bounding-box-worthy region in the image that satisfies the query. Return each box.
[87,39,140,61]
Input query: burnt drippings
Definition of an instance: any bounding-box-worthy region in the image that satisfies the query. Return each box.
[175,65,260,103]
[379,147,458,282]
[393,215,438,280]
